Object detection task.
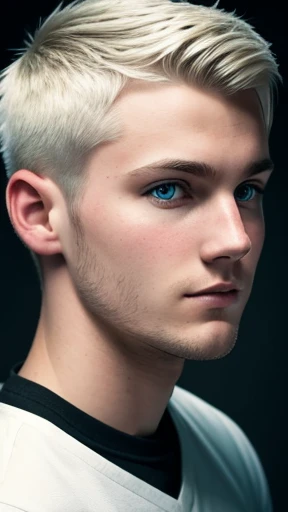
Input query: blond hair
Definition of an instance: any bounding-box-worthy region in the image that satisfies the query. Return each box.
[0,0,281,283]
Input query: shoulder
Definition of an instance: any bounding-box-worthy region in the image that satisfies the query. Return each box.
[171,384,251,449]
[170,385,273,511]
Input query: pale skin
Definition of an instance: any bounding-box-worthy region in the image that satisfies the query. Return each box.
[6,81,273,437]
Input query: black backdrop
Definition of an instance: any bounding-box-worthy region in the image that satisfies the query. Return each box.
[0,1,287,510]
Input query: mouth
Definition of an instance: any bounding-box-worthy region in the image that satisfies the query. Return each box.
[184,290,239,307]
[185,290,237,297]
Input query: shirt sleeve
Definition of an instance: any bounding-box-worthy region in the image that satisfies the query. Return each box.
[239,431,273,512]
[213,407,273,512]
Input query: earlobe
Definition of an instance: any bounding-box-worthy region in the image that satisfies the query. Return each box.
[6,169,63,256]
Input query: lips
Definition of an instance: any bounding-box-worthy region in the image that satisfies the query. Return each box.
[201,290,235,294]
[185,290,236,297]
[184,290,239,307]
[186,281,241,296]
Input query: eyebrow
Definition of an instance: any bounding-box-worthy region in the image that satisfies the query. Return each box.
[128,157,274,181]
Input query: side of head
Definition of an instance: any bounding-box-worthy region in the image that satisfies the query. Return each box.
[0,0,281,288]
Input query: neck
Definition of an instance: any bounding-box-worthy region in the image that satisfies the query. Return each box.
[18,265,184,437]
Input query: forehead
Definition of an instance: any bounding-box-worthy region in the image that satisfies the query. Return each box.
[114,79,265,127]
[86,81,268,179]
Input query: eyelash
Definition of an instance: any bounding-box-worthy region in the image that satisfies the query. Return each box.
[143,180,266,208]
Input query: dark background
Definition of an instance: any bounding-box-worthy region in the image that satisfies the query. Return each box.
[0,1,287,510]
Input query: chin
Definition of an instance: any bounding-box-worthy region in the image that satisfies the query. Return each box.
[192,325,239,361]
[163,322,240,361]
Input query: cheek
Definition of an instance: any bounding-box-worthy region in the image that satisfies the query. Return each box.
[108,224,180,268]
[82,200,187,270]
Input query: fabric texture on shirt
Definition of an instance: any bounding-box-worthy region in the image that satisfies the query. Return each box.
[0,360,273,511]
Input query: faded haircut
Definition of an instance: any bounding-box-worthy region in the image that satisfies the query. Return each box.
[0,0,282,284]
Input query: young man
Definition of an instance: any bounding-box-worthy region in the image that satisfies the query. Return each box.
[0,0,281,510]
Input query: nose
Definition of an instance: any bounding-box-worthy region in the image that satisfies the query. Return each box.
[199,197,255,263]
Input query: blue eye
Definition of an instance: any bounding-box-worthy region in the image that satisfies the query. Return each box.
[150,182,185,201]
[144,181,265,207]
[235,183,264,202]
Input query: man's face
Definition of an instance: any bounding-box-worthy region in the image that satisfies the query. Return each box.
[64,82,272,361]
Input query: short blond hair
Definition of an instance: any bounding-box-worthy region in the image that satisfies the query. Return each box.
[0,0,281,282]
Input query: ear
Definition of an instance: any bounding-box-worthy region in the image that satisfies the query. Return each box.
[6,170,64,256]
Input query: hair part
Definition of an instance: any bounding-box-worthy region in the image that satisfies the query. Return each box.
[0,0,282,284]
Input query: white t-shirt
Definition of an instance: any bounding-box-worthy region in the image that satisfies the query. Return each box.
[0,384,272,511]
